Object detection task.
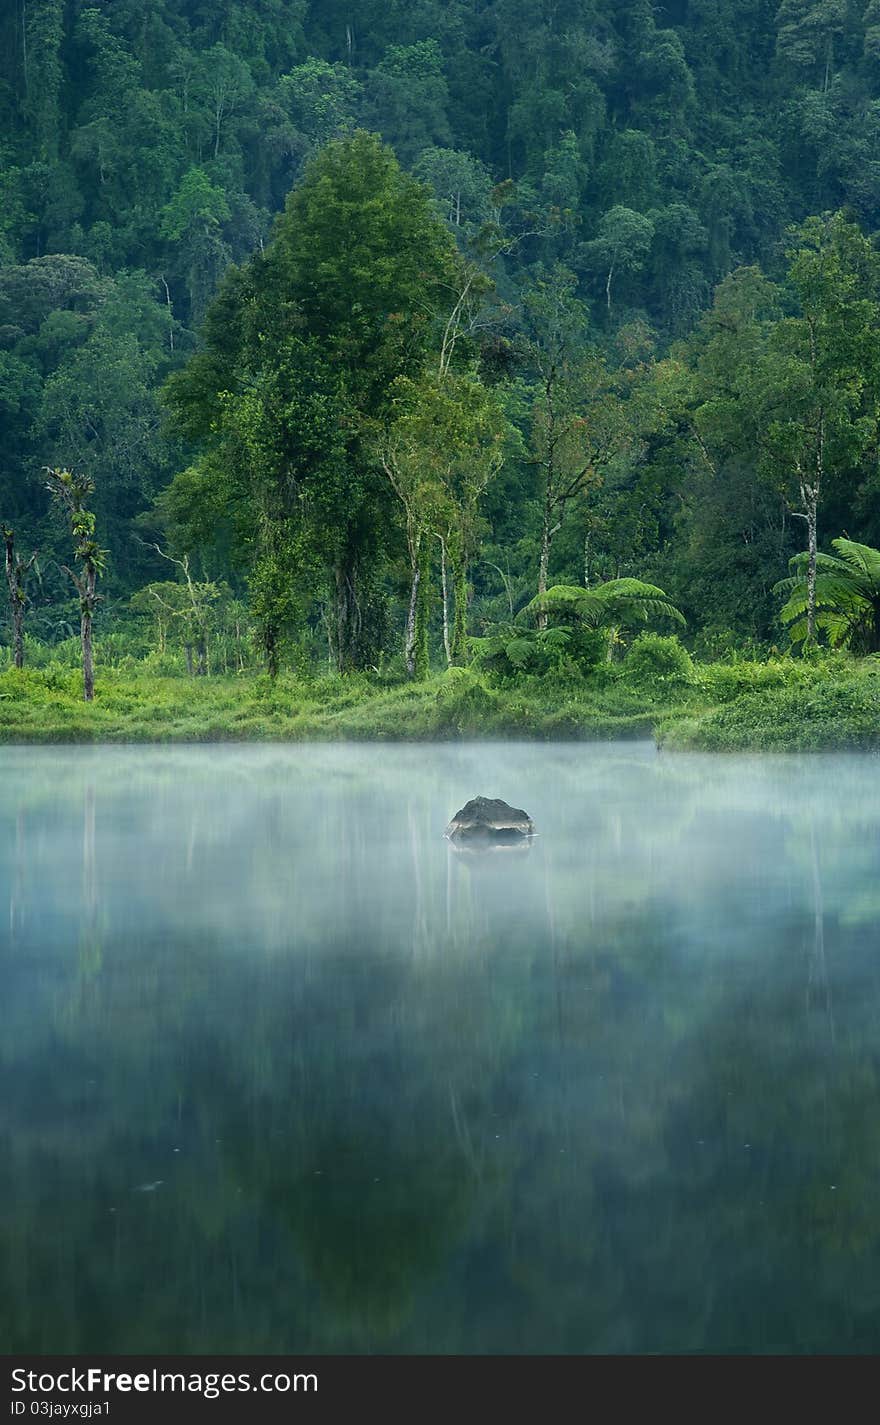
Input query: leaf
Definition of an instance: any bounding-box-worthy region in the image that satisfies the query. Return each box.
[503,636,535,669]
[522,578,684,629]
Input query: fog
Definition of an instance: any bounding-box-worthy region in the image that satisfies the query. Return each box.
[3,742,880,1352]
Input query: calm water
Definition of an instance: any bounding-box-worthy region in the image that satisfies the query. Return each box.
[3,741,880,1354]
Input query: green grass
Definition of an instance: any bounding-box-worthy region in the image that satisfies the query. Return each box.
[0,661,687,744]
[663,656,880,752]
[1,651,879,750]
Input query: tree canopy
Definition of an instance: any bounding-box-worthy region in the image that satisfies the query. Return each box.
[4,2,880,671]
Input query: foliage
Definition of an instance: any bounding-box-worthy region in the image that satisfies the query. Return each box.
[2,641,874,753]
[523,579,685,631]
[44,465,104,700]
[4,2,880,678]
[473,623,607,681]
[624,633,695,690]
[777,537,880,654]
[165,131,462,673]
[378,368,507,675]
[664,659,880,751]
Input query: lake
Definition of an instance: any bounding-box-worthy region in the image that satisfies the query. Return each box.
[3,740,880,1354]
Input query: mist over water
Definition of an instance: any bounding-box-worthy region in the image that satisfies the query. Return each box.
[3,741,880,1353]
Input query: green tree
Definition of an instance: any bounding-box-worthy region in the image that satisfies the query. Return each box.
[670,266,793,640]
[44,467,104,701]
[192,45,255,161]
[520,267,639,627]
[776,0,847,89]
[363,40,451,163]
[524,578,684,634]
[165,132,462,673]
[413,147,495,234]
[160,167,232,325]
[259,59,361,201]
[22,0,64,161]
[582,206,655,314]
[777,537,880,653]
[761,214,880,642]
[130,552,225,675]
[3,526,38,668]
[378,371,506,676]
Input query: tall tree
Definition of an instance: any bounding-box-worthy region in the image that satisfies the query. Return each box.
[3,526,38,669]
[582,206,655,315]
[379,371,506,676]
[761,214,880,642]
[165,131,462,672]
[520,267,638,627]
[45,468,104,701]
[22,0,64,161]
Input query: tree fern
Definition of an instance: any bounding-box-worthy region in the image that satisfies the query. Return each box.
[776,537,880,653]
[523,578,685,629]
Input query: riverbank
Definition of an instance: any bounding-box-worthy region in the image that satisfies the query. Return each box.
[2,653,880,750]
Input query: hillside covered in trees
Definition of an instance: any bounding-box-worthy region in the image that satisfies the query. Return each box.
[3,0,880,698]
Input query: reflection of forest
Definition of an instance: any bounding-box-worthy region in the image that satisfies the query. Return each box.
[3,743,880,1352]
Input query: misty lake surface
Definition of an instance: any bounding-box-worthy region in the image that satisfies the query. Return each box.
[4,740,880,1354]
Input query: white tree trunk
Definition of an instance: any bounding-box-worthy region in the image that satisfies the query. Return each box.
[405,555,420,679]
[439,537,452,666]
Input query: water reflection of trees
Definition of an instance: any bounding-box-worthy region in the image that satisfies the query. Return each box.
[4,744,880,1351]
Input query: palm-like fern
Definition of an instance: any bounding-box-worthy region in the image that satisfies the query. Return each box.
[776,538,880,654]
[522,578,685,629]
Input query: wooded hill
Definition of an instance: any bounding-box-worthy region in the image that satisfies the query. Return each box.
[3,1,880,669]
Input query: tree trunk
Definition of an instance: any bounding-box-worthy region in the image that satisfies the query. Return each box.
[439,536,452,666]
[21,0,28,98]
[263,623,279,679]
[185,643,194,677]
[81,600,94,702]
[75,561,98,703]
[451,558,468,664]
[537,507,553,632]
[11,599,24,668]
[404,535,421,680]
[196,637,207,676]
[334,564,347,672]
[805,491,818,647]
[4,529,24,669]
[161,276,174,353]
[801,418,823,648]
[414,543,431,681]
[333,554,365,673]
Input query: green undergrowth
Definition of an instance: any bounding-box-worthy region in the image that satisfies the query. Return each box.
[0,663,671,743]
[1,645,879,750]
[663,656,880,752]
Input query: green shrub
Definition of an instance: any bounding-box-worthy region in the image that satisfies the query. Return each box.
[474,623,606,681]
[696,652,851,704]
[698,658,798,703]
[624,633,695,690]
[435,667,501,731]
[690,627,775,662]
[665,664,880,751]
[0,665,82,702]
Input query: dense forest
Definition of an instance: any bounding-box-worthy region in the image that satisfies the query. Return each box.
[3,0,880,685]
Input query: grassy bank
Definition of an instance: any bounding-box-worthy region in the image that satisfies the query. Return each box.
[661,658,880,752]
[0,663,672,743]
[2,646,880,750]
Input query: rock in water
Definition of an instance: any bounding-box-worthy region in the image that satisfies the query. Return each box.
[445,796,535,842]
